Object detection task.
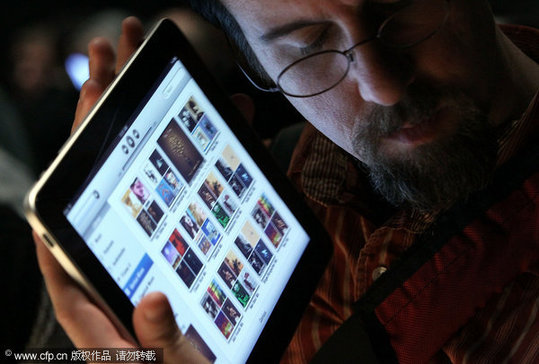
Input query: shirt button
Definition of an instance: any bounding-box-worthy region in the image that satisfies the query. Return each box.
[372,266,388,281]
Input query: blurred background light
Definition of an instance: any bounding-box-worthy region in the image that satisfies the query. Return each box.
[65,53,89,90]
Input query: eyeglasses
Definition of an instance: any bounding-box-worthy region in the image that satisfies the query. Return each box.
[241,0,450,98]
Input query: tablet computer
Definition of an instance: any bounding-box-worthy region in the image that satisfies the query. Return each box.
[25,18,332,363]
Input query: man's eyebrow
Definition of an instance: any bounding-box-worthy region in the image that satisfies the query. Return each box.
[259,20,327,43]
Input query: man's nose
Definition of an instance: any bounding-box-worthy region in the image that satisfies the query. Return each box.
[348,44,414,106]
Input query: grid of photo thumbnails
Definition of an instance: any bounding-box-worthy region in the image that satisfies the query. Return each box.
[120,95,290,343]
[120,96,218,237]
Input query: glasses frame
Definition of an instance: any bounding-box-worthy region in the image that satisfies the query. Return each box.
[240,0,451,98]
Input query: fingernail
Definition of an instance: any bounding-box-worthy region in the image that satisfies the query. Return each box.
[143,296,169,323]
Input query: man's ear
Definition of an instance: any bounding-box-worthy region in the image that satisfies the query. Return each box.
[230,93,256,124]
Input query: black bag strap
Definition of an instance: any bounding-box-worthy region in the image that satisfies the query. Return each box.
[310,142,539,364]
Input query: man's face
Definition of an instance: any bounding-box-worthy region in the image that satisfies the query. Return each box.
[224,0,504,210]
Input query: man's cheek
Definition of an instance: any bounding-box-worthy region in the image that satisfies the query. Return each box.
[293,90,356,127]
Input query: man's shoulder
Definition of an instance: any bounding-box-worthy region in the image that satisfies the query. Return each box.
[501,24,539,63]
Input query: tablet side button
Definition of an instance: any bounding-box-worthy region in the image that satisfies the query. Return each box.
[42,234,55,248]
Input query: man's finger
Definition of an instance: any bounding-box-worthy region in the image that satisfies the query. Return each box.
[88,37,116,86]
[116,16,145,74]
[71,37,115,133]
[133,292,210,364]
[72,79,106,133]
[34,233,133,348]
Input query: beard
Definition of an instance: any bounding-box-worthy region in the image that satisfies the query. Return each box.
[352,84,498,212]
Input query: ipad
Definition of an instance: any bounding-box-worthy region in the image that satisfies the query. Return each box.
[25,18,332,363]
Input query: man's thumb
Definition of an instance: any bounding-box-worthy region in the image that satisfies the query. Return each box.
[133,292,209,364]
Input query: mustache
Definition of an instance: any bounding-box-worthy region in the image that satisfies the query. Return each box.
[352,86,497,211]
[356,84,441,139]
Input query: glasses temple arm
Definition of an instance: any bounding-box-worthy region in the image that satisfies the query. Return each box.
[236,63,281,93]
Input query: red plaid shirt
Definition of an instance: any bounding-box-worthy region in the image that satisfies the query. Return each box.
[281,25,539,364]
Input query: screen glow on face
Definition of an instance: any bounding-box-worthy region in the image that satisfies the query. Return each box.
[66,58,310,363]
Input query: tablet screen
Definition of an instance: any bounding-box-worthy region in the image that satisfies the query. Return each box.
[63,56,310,363]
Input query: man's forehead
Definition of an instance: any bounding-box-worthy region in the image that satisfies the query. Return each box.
[222,0,318,25]
[221,0,397,38]
[221,0,398,17]
[222,0,354,37]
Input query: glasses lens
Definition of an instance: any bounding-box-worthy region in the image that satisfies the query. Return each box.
[379,0,448,48]
[278,51,350,97]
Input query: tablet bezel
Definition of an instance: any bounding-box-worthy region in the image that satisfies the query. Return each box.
[25,18,332,363]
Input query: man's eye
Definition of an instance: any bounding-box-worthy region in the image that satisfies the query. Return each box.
[298,27,331,56]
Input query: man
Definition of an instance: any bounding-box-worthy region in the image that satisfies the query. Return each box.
[35,0,539,362]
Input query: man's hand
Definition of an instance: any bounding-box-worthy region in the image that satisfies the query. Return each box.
[34,16,212,363]
[35,236,209,363]
[72,16,144,132]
